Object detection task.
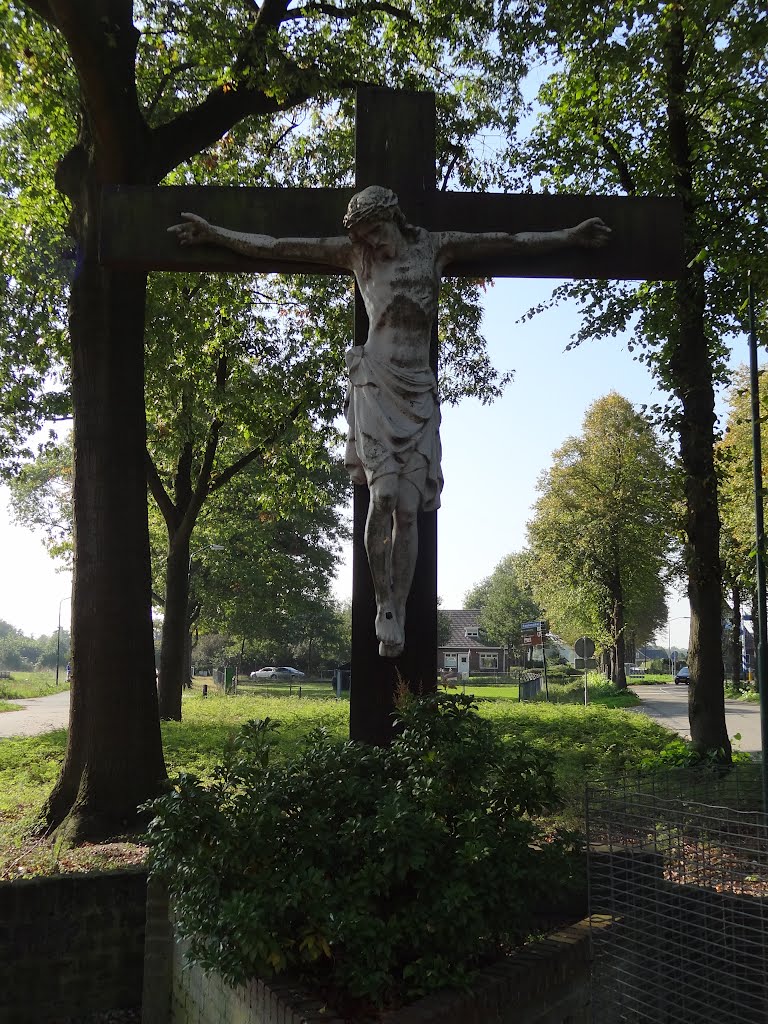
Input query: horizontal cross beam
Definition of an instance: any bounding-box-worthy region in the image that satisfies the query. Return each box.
[100,186,683,280]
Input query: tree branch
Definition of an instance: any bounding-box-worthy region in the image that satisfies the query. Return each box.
[146,451,177,529]
[150,0,314,176]
[209,402,303,494]
[151,81,313,180]
[145,61,196,120]
[283,2,416,24]
[47,1,147,176]
[599,132,636,196]
[20,0,55,23]
[176,352,229,540]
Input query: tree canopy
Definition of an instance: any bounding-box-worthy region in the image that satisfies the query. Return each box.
[527,393,674,688]
[464,551,540,650]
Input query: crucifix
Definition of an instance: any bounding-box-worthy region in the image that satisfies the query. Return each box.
[100,87,682,746]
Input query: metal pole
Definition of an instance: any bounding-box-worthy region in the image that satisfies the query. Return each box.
[747,274,768,810]
[55,604,62,688]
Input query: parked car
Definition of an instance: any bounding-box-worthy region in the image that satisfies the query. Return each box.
[674,665,690,685]
[249,666,305,680]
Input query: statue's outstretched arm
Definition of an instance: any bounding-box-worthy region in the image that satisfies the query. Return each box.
[168,213,353,268]
[435,217,611,269]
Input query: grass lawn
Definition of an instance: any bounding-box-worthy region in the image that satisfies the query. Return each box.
[0,687,675,879]
[233,676,338,700]
[0,670,70,704]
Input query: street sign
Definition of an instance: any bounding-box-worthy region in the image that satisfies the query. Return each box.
[575,658,598,670]
[521,619,548,636]
[575,636,596,659]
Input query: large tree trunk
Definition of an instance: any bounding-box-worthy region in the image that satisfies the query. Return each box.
[664,11,730,760]
[42,2,169,839]
[44,256,167,840]
[158,537,191,720]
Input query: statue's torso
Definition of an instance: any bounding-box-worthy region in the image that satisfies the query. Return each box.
[352,230,439,370]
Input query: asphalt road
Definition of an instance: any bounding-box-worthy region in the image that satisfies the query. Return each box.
[630,683,765,756]
[0,689,70,738]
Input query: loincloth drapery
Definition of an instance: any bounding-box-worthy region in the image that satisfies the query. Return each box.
[343,345,443,512]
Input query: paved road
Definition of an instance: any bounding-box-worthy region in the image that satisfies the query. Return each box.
[631,684,765,756]
[0,690,70,738]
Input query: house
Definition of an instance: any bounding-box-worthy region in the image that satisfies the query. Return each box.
[438,609,506,678]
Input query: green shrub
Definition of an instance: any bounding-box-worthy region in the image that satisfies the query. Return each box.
[146,693,577,1009]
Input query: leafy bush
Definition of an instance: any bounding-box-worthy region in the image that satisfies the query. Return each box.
[639,735,752,770]
[146,693,576,1009]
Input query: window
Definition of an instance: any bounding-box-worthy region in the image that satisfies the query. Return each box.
[444,653,458,669]
[465,627,479,638]
[479,653,498,670]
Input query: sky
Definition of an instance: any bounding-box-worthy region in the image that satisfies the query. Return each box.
[0,275,748,653]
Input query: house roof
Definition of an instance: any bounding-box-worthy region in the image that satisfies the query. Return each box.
[440,609,503,652]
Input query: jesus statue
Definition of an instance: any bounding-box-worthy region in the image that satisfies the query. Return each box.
[169,186,610,658]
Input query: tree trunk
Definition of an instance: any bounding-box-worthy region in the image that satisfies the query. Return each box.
[611,579,627,690]
[158,537,192,720]
[664,10,730,760]
[43,257,167,840]
[731,583,742,689]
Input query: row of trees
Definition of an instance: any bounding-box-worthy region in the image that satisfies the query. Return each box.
[192,600,351,677]
[469,371,768,697]
[466,394,673,685]
[502,0,766,758]
[0,620,69,672]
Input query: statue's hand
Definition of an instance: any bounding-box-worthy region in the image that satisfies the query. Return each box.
[167,212,214,246]
[570,217,611,248]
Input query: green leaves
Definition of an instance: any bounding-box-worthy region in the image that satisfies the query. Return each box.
[146,693,574,1008]
[527,393,676,652]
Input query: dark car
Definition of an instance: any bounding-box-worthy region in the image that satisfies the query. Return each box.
[674,665,690,685]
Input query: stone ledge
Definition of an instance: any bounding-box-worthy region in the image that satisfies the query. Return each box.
[165,920,593,1024]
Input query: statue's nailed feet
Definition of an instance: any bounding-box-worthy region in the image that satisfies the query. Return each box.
[376,605,404,659]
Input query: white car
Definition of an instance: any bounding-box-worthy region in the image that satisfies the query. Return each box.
[249,666,305,680]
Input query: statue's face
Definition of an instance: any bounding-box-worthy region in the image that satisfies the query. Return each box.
[347,216,402,259]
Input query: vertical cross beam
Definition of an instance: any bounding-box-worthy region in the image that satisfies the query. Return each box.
[349,89,438,744]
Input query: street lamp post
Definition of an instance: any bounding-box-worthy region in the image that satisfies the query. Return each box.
[55,594,72,688]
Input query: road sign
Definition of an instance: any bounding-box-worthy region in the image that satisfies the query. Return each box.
[575,636,596,659]
[575,658,598,670]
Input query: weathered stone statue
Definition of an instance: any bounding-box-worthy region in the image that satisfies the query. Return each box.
[169,186,610,657]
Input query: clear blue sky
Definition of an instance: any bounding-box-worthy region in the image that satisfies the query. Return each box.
[0,275,748,652]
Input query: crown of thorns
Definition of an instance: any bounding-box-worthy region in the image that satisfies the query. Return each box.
[343,186,400,229]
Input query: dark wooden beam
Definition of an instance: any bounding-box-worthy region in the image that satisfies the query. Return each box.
[101,187,682,281]
[349,88,438,746]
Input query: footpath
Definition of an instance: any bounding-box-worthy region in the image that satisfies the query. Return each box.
[0,690,70,738]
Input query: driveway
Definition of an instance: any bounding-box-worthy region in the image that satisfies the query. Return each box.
[630,684,764,756]
[0,690,70,738]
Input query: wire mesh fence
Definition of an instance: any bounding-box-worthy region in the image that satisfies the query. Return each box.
[587,765,768,1023]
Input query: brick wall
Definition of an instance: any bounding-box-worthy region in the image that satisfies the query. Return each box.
[159,920,593,1024]
[0,868,147,1024]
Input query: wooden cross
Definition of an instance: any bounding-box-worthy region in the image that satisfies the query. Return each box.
[100,87,682,745]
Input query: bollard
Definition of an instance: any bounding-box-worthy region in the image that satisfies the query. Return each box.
[202,684,208,697]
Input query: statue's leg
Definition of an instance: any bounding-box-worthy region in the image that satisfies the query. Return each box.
[365,474,403,655]
[390,474,423,645]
